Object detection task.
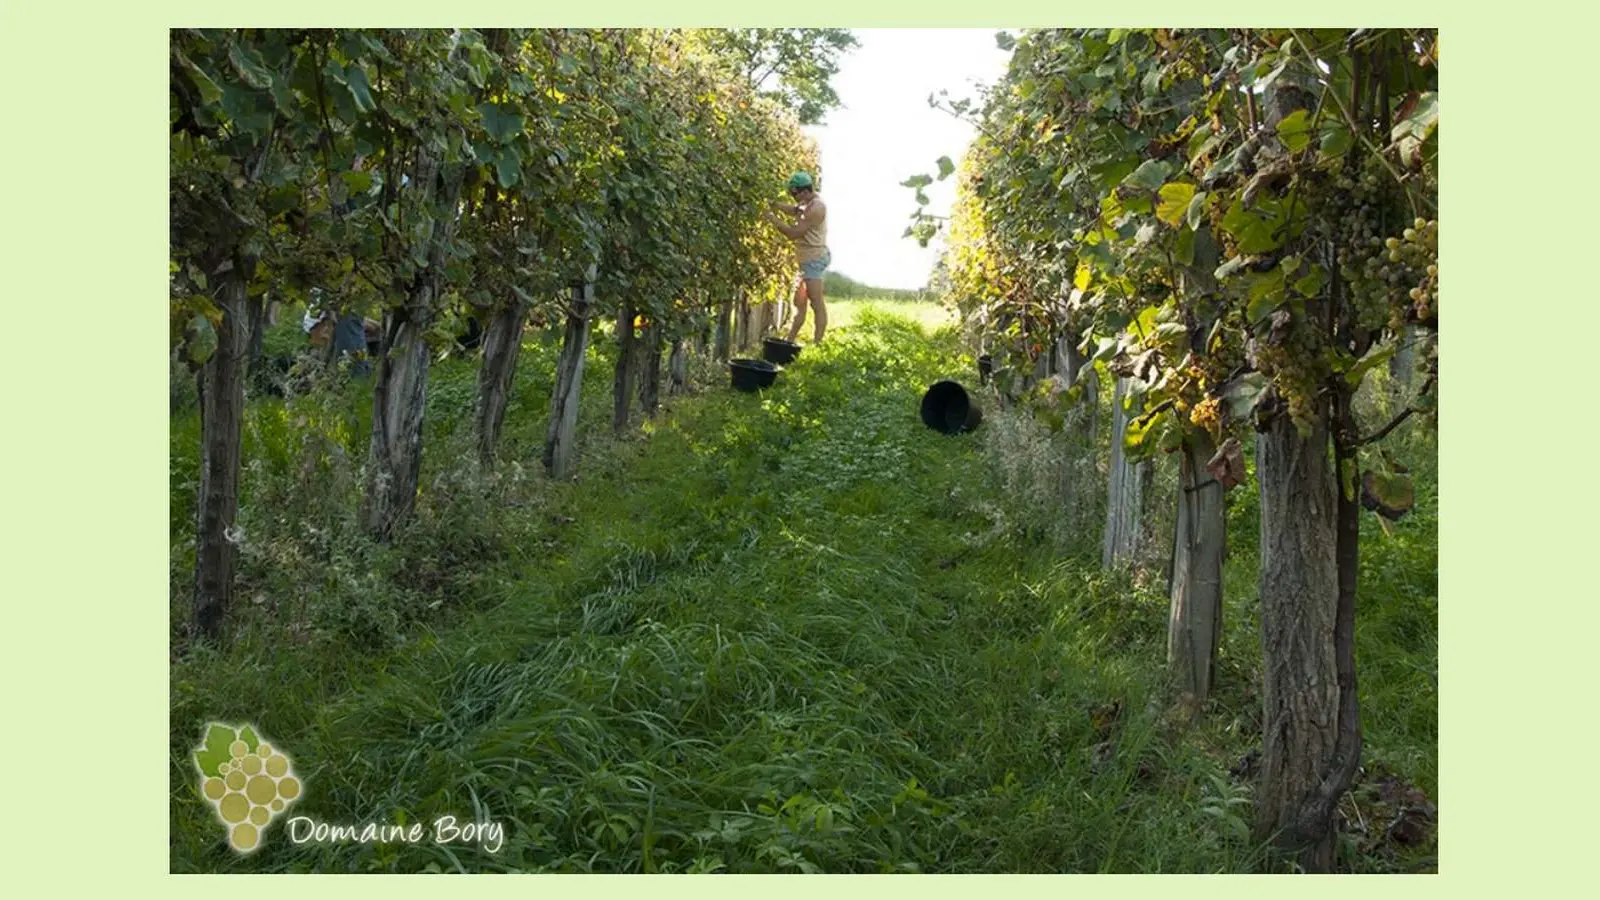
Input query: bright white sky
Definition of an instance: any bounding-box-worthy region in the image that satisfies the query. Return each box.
[801,29,1013,291]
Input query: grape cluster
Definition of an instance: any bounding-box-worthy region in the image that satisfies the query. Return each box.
[1188,395,1222,436]
[1328,160,1438,337]
[1251,312,1325,433]
[199,739,302,852]
[1390,218,1439,328]
[1330,162,1403,333]
[1192,324,1247,435]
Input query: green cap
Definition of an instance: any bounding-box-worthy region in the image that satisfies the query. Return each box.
[787,171,814,190]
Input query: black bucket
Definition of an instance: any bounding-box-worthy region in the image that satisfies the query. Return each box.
[977,354,993,384]
[730,358,778,393]
[763,337,802,365]
[921,380,983,434]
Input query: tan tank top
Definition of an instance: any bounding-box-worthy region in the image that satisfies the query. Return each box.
[793,196,828,262]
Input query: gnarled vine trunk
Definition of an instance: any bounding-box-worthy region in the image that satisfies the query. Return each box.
[1168,430,1226,704]
[365,304,433,539]
[365,163,462,540]
[668,338,689,396]
[639,318,663,417]
[613,301,637,434]
[1326,390,1364,862]
[1254,411,1346,870]
[476,298,528,465]
[193,260,251,640]
[544,282,592,480]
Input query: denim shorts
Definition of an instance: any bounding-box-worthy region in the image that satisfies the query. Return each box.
[799,250,831,281]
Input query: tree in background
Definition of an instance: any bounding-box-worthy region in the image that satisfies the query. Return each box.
[689,28,859,125]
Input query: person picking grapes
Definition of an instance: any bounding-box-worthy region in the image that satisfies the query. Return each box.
[765,171,831,344]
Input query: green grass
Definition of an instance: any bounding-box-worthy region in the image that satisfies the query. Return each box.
[169,300,1435,873]
[817,298,955,337]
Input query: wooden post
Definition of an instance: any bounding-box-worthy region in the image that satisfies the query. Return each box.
[1104,376,1150,569]
[734,289,751,351]
[715,297,733,362]
[668,338,689,396]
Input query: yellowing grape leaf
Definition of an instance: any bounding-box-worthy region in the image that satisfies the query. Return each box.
[1156,182,1196,226]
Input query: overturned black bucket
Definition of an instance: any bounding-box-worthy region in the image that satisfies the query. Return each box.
[921,380,982,434]
[763,337,802,365]
[730,358,778,393]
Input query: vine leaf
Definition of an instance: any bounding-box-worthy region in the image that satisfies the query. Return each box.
[1361,470,1415,520]
[1275,109,1312,153]
[1124,159,1174,192]
[495,146,522,188]
[179,54,224,106]
[184,314,218,366]
[1219,371,1266,420]
[1156,183,1196,226]
[1319,117,1354,160]
[1186,191,1209,231]
[1292,266,1327,297]
[1392,91,1438,164]
[1174,227,1196,266]
[1074,261,1093,291]
[345,65,377,113]
[479,103,525,144]
[227,42,274,90]
[1221,200,1282,255]
[1245,269,1287,324]
[1343,343,1397,388]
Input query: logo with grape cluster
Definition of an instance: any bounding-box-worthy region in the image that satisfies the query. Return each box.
[193,722,302,853]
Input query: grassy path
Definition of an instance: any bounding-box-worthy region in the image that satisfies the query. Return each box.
[170,303,1434,873]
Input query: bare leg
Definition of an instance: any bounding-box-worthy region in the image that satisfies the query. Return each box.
[784,279,808,342]
[805,278,827,343]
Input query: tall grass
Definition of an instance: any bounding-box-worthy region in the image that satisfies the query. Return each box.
[170,301,1434,873]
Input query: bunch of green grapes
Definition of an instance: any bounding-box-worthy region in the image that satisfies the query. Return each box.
[1328,160,1404,334]
[1389,217,1438,328]
[198,739,302,853]
[1252,311,1326,433]
[1206,340,1246,387]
